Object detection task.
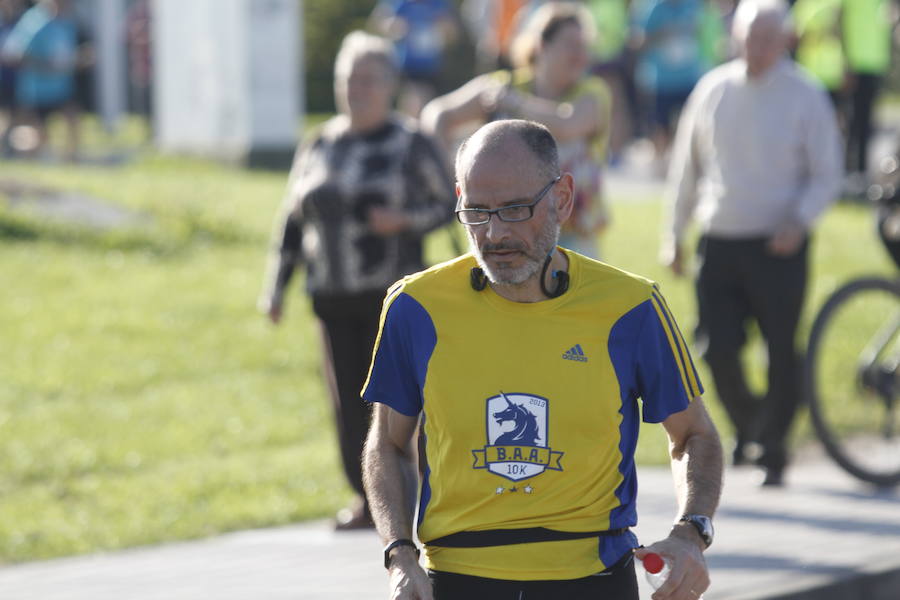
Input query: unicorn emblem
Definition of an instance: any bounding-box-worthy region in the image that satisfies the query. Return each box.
[492,392,541,446]
[473,391,564,482]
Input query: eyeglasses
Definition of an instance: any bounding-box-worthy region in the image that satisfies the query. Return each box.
[456,176,561,226]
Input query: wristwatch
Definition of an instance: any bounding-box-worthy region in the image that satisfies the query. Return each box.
[678,514,714,548]
[383,538,420,569]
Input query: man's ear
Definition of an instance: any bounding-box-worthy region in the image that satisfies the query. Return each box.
[556,173,575,224]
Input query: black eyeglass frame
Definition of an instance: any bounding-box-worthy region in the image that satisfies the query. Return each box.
[455,176,561,226]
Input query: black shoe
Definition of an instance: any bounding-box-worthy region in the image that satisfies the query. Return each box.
[334,506,375,531]
[733,440,762,467]
[732,441,749,467]
[760,467,784,487]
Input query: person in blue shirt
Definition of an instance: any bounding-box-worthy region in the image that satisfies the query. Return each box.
[1,0,77,158]
[0,0,25,156]
[370,0,459,117]
[633,0,706,171]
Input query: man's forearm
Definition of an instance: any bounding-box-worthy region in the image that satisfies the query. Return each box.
[671,428,723,517]
[363,430,419,543]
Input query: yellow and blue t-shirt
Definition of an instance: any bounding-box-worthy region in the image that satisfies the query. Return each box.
[362,251,702,580]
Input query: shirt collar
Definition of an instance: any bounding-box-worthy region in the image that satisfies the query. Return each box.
[739,57,789,87]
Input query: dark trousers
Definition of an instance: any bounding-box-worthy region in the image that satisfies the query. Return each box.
[311,291,384,506]
[429,556,638,600]
[846,73,881,174]
[695,236,808,470]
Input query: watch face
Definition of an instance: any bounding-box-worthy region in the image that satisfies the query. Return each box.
[682,515,713,547]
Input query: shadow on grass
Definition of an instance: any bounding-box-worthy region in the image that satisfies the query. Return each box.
[0,206,256,256]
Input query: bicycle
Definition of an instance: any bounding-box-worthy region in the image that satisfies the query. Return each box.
[804,156,900,487]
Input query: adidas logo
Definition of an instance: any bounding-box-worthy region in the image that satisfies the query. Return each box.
[562,344,588,362]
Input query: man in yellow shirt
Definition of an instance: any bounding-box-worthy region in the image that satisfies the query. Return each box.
[364,119,723,599]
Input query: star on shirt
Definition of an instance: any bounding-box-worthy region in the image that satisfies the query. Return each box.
[524,485,534,494]
[509,486,518,493]
[495,487,505,495]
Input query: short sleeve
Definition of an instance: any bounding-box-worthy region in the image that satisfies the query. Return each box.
[641,4,664,34]
[362,290,437,417]
[636,287,703,422]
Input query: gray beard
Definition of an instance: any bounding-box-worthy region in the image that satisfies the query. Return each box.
[468,212,560,286]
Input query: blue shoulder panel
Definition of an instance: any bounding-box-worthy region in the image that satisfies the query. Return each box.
[606,296,701,530]
[363,292,437,417]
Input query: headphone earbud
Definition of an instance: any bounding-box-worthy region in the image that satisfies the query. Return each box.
[544,269,569,298]
[470,267,488,291]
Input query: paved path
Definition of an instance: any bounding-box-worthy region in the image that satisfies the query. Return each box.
[2,452,898,600]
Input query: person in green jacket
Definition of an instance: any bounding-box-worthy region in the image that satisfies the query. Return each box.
[792,0,845,106]
[843,0,892,176]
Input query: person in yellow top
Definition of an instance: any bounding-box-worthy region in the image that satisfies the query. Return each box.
[422,2,613,259]
[363,119,723,599]
[792,0,845,104]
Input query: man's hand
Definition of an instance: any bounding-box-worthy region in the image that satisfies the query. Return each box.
[387,549,433,599]
[767,224,805,256]
[267,303,282,324]
[634,531,709,600]
[369,207,411,236]
[259,297,282,325]
[661,242,686,277]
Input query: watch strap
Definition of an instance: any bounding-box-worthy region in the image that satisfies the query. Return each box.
[383,538,420,569]
[678,514,713,548]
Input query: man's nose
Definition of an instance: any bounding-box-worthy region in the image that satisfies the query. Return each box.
[484,215,511,242]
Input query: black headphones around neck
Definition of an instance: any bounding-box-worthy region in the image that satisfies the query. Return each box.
[470,254,569,298]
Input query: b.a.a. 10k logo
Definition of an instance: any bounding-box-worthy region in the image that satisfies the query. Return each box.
[471,391,564,482]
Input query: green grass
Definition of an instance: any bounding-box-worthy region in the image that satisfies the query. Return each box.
[0,145,894,563]
[0,155,347,562]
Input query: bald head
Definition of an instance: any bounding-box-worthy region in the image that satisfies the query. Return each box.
[455,120,559,192]
[732,0,791,37]
[732,0,792,78]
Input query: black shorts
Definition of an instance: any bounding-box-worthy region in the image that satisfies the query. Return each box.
[428,552,638,600]
[653,89,690,131]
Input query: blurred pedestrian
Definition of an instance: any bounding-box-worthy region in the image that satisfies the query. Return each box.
[698,0,731,68]
[662,0,842,486]
[259,31,455,530]
[369,0,459,117]
[586,0,634,162]
[632,0,707,173]
[0,0,24,156]
[422,2,612,259]
[842,0,892,182]
[126,0,153,130]
[1,0,78,159]
[461,0,529,72]
[792,0,845,107]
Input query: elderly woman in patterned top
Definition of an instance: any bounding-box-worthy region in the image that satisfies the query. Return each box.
[259,31,455,530]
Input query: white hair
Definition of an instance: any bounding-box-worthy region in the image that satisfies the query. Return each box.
[333,30,398,80]
[732,0,794,39]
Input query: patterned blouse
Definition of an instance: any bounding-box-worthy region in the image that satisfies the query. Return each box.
[263,114,455,302]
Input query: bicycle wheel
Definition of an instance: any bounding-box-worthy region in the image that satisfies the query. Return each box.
[805,276,900,487]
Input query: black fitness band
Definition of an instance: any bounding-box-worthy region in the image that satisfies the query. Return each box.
[383,538,420,569]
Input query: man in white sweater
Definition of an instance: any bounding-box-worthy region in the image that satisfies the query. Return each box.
[661,0,842,486]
